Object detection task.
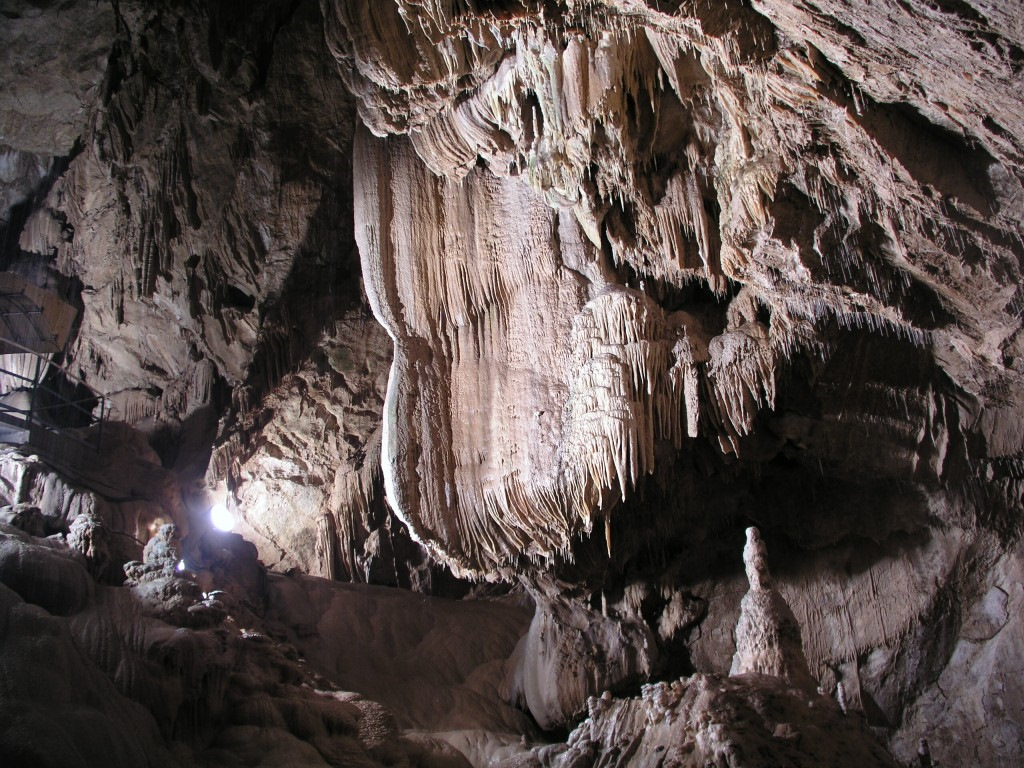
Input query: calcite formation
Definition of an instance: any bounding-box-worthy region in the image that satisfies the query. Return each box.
[341,0,1024,578]
[0,0,1023,766]
[545,671,901,768]
[729,527,816,691]
[2,489,901,768]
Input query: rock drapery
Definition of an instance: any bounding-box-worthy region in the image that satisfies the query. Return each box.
[341,3,1024,758]
[341,0,1024,576]
[0,0,1022,766]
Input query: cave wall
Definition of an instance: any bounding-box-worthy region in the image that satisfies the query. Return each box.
[0,0,1022,766]
[0,0,441,586]
[337,0,1024,575]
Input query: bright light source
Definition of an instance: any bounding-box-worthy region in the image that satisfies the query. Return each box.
[177,560,186,572]
[210,502,235,532]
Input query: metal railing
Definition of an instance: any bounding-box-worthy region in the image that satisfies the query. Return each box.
[0,335,108,449]
[0,290,59,352]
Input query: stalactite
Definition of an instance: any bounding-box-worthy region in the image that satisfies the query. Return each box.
[343,0,1024,585]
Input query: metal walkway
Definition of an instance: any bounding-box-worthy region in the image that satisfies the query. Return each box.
[0,272,107,448]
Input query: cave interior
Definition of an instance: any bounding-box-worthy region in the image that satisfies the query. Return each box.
[0,1,1023,767]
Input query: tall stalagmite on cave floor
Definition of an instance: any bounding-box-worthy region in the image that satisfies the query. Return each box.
[0,0,1022,766]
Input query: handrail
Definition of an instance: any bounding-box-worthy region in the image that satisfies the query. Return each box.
[0,290,59,351]
[0,334,102,394]
[0,335,109,448]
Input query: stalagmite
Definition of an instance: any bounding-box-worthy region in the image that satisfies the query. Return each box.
[730,527,817,691]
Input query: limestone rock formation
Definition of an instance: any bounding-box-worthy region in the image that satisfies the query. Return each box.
[1,0,433,588]
[729,527,816,690]
[546,672,900,768]
[339,0,1024,583]
[216,309,441,588]
[502,529,900,768]
[505,588,658,731]
[0,424,186,579]
[0,0,1023,766]
[0,510,528,768]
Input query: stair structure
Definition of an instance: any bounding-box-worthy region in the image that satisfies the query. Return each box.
[0,272,107,448]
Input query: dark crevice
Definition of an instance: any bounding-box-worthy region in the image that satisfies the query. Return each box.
[853,98,999,215]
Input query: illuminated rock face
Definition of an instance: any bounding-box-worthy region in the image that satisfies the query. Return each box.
[340,0,1024,582]
[0,517,528,768]
[339,2,1024,762]
[0,1,1023,766]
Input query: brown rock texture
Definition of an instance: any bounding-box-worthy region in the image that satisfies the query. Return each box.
[340,0,1024,575]
[1,0,433,585]
[729,527,817,692]
[0,519,512,768]
[338,5,1024,758]
[546,672,902,768]
[0,0,1023,766]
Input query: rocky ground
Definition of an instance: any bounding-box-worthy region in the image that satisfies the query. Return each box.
[0,441,910,767]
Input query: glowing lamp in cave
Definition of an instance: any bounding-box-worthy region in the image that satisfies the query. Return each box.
[210,502,236,532]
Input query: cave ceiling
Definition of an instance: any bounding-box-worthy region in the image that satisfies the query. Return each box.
[337,0,1024,580]
[0,0,1021,577]
[1,0,1023,763]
